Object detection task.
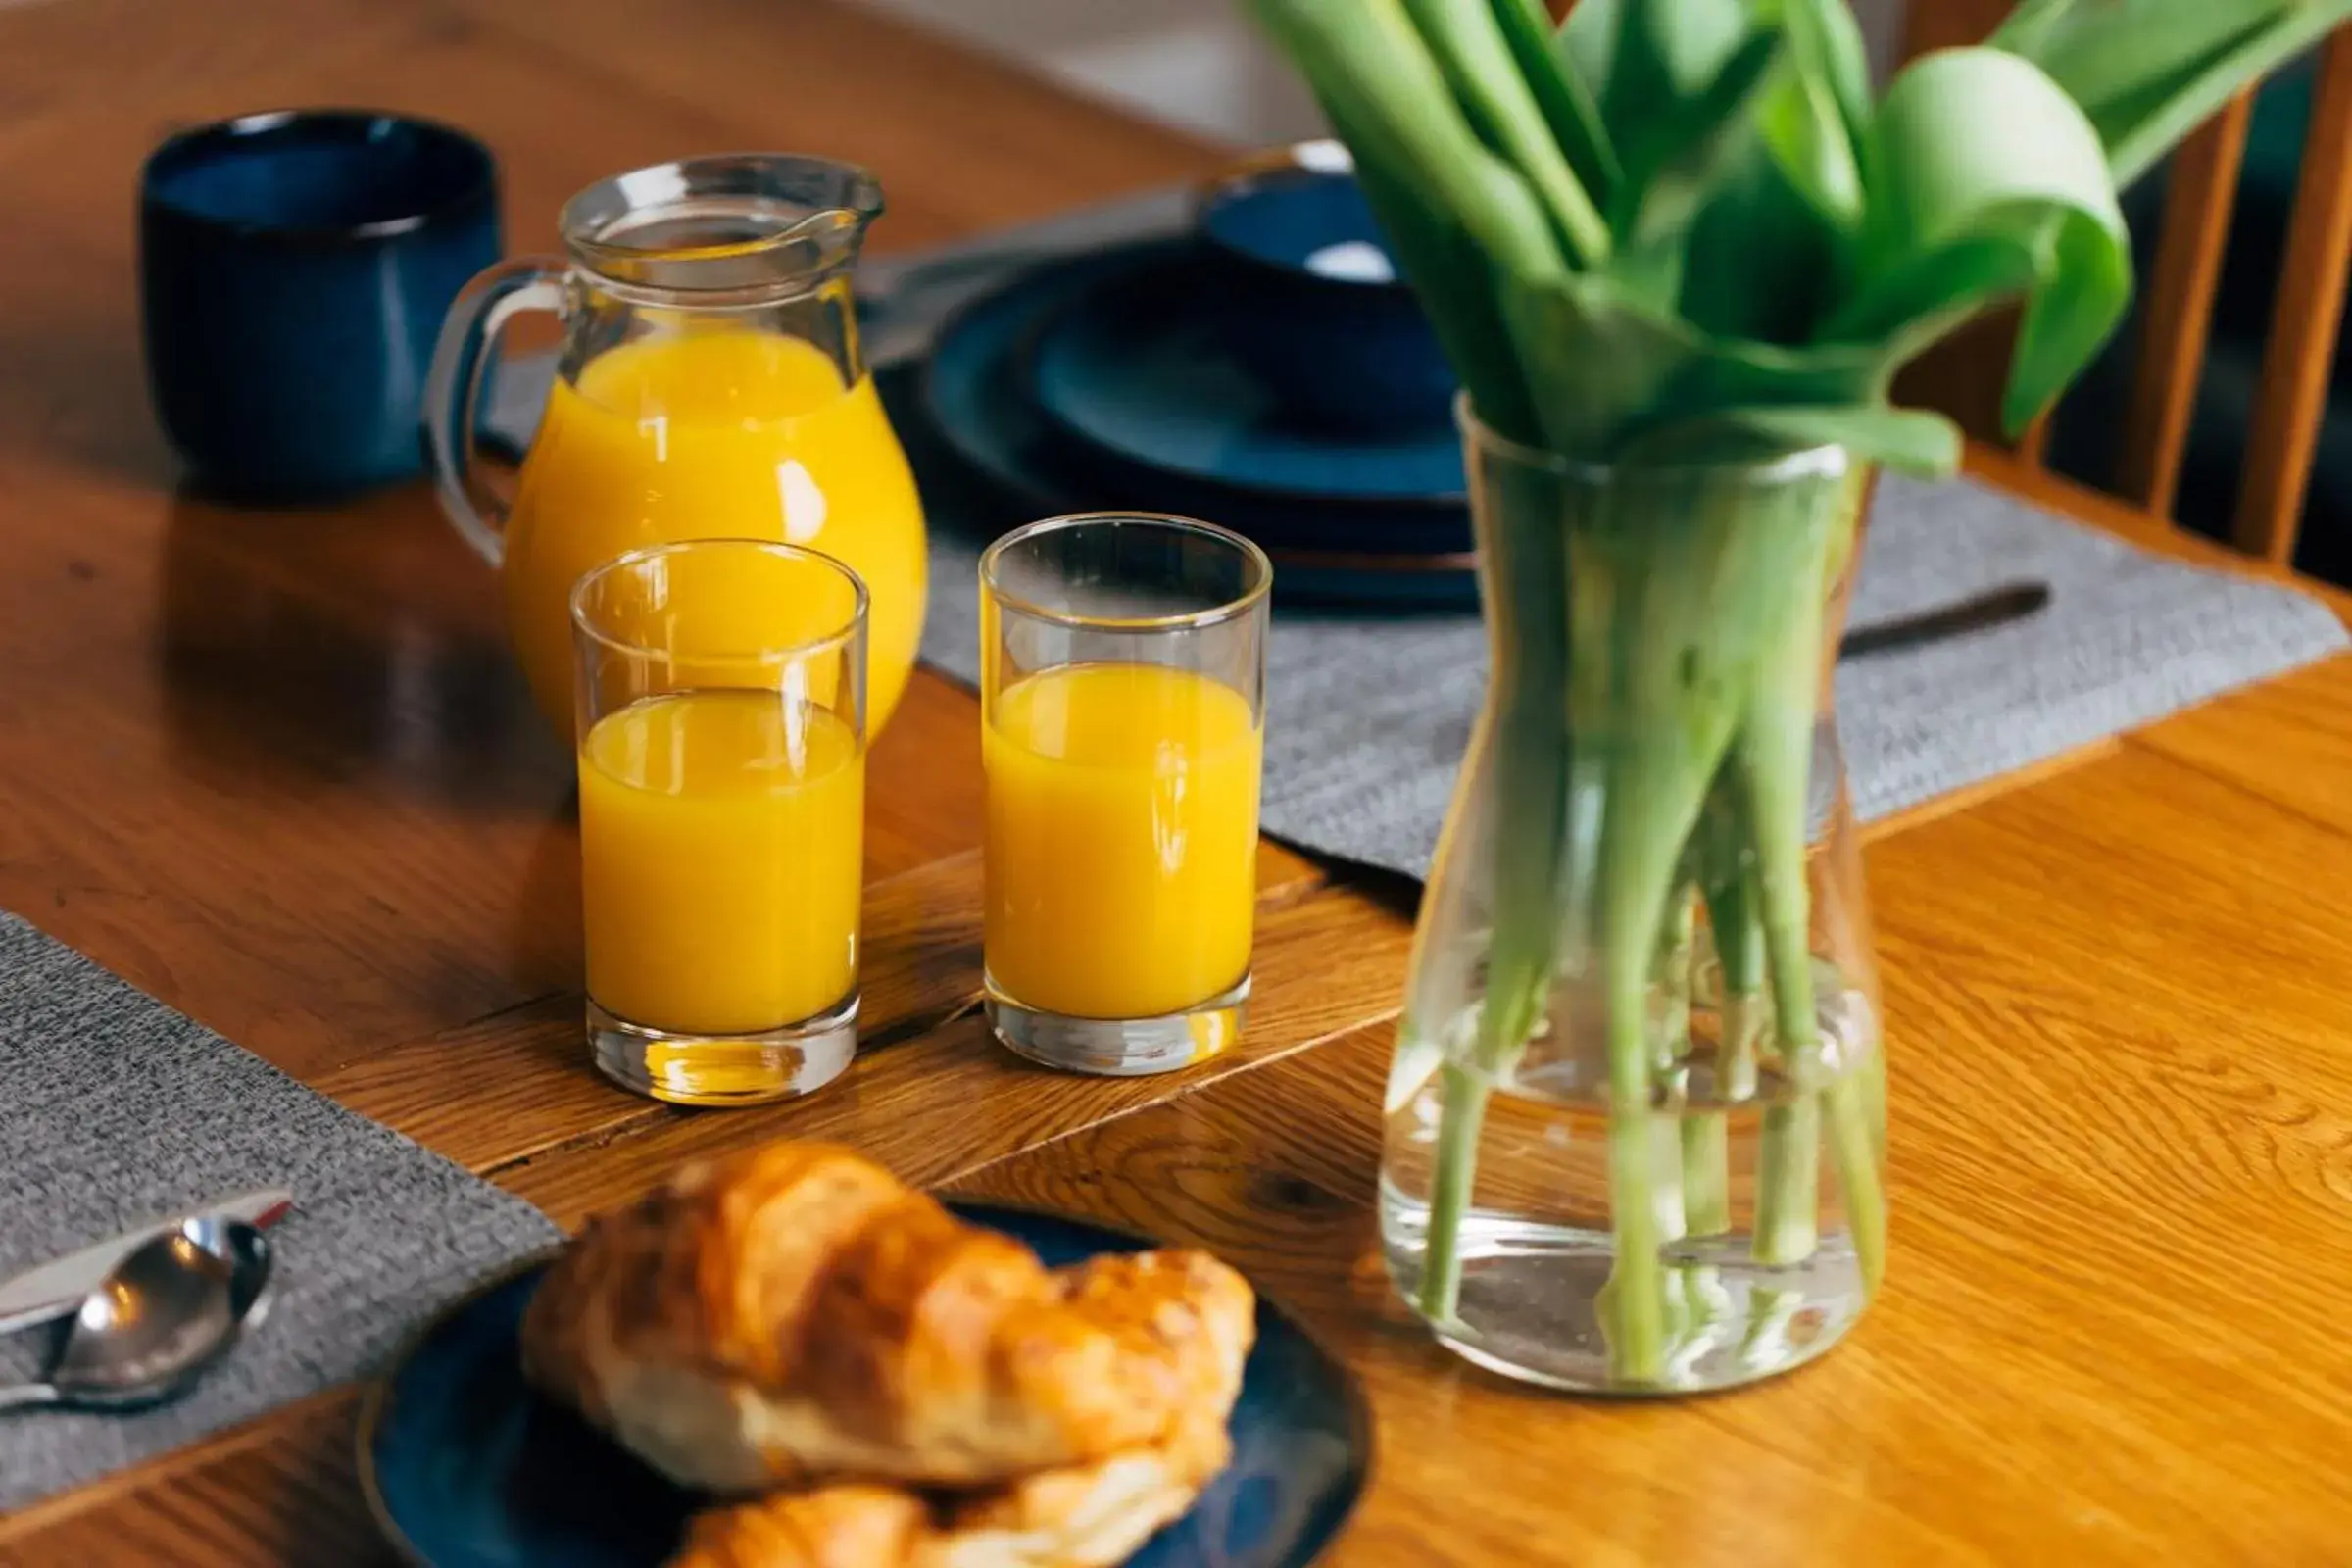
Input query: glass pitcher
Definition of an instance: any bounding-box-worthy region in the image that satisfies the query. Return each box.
[423,154,927,741]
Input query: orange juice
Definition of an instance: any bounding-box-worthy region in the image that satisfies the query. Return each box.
[507,329,925,739]
[579,689,862,1034]
[984,662,1261,1018]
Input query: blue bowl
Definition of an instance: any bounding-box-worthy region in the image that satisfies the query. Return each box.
[1195,142,1454,431]
[139,109,501,500]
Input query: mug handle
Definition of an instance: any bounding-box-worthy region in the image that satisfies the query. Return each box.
[422,258,566,568]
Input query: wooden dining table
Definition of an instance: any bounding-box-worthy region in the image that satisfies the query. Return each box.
[2,1,2351,1562]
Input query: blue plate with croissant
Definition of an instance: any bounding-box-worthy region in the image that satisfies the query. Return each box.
[360,1146,1368,1567]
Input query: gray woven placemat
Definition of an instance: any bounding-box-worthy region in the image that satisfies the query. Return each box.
[0,914,560,1511]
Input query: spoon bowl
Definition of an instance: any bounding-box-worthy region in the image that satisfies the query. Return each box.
[0,1219,271,1413]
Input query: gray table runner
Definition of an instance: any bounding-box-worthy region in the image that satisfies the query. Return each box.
[0,915,559,1510]
[916,479,2348,878]
[857,202,2348,878]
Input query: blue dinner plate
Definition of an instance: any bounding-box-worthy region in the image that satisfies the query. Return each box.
[360,1202,1370,1568]
[1029,254,1465,506]
[916,241,1477,610]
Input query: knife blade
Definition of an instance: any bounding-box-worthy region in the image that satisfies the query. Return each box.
[1837,580,2051,662]
[0,1189,294,1335]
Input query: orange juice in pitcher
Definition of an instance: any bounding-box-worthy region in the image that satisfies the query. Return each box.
[423,156,926,740]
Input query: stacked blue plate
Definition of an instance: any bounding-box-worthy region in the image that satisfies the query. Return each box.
[917,151,1477,609]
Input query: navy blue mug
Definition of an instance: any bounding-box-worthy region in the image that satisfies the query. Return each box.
[139,109,500,500]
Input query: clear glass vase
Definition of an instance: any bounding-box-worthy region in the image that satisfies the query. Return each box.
[1380,410,1886,1395]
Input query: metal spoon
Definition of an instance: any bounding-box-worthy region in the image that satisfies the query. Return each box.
[0,1219,271,1413]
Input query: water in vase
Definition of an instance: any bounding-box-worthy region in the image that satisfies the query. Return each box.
[1381,964,1881,1393]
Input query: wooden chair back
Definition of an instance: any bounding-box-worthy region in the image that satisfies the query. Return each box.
[1900,3,2352,566]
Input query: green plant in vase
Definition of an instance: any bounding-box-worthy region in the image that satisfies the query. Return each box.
[1248,0,2350,1391]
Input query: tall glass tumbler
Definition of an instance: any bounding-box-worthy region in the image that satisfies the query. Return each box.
[570,539,867,1105]
[979,514,1272,1075]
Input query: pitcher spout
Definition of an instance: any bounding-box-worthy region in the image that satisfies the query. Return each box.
[561,154,883,298]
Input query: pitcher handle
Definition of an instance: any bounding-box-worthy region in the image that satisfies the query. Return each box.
[422,257,566,569]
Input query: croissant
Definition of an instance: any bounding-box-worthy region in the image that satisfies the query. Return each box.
[520,1142,1255,1493]
[667,1485,928,1568]
[666,1409,1233,1568]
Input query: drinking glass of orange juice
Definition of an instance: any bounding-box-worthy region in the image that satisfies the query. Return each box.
[979,514,1272,1076]
[570,539,867,1106]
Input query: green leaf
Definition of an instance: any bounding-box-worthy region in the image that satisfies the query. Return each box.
[1824,231,2042,352]
[2007,197,2135,433]
[1992,0,2352,188]
[1857,46,2132,433]
[1991,0,2262,95]
[1755,62,1863,231]
[1244,0,1570,281]
[1986,0,2076,58]
[1678,132,1840,344]
[1500,271,1698,454]
[1499,269,1899,456]
[1754,0,1867,229]
[1559,0,1618,106]
[1342,99,1545,444]
[1628,403,1963,474]
[1401,0,1610,265]
[1584,0,1756,174]
[1246,0,1573,441]
[1492,0,1620,204]
[1609,27,1786,310]
[1788,0,1873,149]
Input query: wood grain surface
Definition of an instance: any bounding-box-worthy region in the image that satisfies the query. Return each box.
[1,2,2350,1564]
